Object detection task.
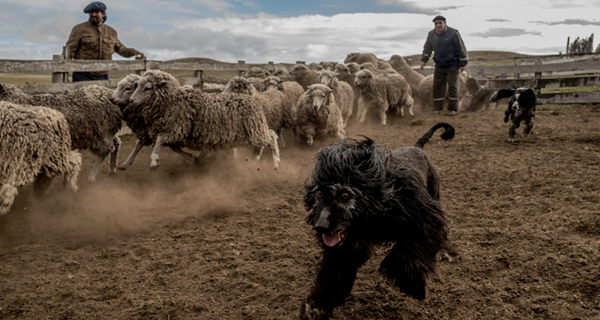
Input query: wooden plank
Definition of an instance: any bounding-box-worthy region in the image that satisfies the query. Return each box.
[482,75,600,90]
[413,56,600,77]
[0,59,297,74]
[538,91,600,104]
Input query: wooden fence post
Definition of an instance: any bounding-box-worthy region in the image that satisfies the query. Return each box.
[51,46,69,83]
[267,61,275,73]
[194,70,204,90]
[237,61,245,76]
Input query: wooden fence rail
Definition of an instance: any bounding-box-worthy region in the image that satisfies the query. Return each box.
[1,51,600,104]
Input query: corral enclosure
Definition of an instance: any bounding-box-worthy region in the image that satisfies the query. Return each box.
[1,101,599,319]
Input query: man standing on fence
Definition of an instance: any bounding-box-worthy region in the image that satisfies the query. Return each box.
[420,15,468,116]
[66,1,145,82]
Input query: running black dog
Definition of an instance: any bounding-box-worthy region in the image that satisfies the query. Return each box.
[299,123,456,319]
[491,87,537,142]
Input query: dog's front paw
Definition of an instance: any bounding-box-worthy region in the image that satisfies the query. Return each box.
[298,302,329,320]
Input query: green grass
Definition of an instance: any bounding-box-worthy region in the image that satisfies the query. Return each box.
[541,85,600,94]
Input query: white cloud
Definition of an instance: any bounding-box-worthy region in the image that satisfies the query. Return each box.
[1,0,599,63]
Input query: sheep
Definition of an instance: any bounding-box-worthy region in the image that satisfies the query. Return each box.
[308,62,322,71]
[344,52,379,65]
[334,63,361,118]
[263,76,305,140]
[359,62,378,73]
[128,70,280,170]
[244,67,271,79]
[0,101,81,215]
[387,54,425,99]
[354,69,414,125]
[416,72,480,112]
[0,83,121,182]
[319,61,338,71]
[223,76,295,147]
[290,64,319,90]
[316,70,354,128]
[295,84,345,146]
[273,67,295,82]
[346,62,361,74]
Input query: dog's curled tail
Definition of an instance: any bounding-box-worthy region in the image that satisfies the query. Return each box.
[414,122,455,149]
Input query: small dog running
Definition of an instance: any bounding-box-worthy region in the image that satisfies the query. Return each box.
[490,87,537,142]
[299,123,456,319]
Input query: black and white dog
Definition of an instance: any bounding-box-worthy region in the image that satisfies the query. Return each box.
[299,123,456,319]
[490,87,537,142]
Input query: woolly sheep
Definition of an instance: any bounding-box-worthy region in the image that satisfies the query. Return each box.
[272,67,295,82]
[244,67,271,79]
[344,52,379,65]
[0,101,81,215]
[295,84,345,146]
[316,70,354,128]
[290,64,319,90]
[346,62,360,74]
[112,75,202,170]
[416,72,480,112]
[263,76,305,139]
[319,61,338,71]
[129,70,280,170]
[334,64,360,118]
[223,76,294,147]
[0,83,121,182]
[308,62,322,71]
[354,69,414,125]
[387,54,425,98]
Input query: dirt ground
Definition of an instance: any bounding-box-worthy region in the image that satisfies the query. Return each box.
[1,103,600,320]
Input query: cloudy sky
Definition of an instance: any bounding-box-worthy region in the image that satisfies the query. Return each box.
[1,0,599,64]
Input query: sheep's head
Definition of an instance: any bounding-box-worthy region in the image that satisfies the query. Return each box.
[344,52,359,64]
[347,62,360,74]
[354,69,374,89]
[273,68,290,78]
[306,84,334,112]
[389,55,409,68]
[112,74,141,105]
[244,67,271,79]
[290,64,309,79]
[334,64,350,79]
[320,61,337,71]
[223,76,254,94]
[0,82,23,102]
[264,76,283,91]
[129,70,178,106]
[377,60,393,72]
[360,62,377,72]
[308,62,322,71]
[317,70,338,89]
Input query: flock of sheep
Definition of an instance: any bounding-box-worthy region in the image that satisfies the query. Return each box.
[0,52,492,214]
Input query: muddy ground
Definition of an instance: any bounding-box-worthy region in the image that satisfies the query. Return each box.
[1,103,600,320]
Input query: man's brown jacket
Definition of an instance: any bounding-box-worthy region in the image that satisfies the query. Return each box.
[66,21,139,76]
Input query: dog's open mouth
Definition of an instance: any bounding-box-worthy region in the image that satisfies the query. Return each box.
[322,230,345,247]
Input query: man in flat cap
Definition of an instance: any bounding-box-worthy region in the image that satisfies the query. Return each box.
[66,1,145,82]
[420,15,468,115]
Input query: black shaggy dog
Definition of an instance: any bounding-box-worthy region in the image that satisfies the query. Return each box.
[490,87,537,142]
[299,123,456,319]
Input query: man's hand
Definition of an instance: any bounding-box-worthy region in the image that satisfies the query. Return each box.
[134,51,146,59]
[420,62,426,70]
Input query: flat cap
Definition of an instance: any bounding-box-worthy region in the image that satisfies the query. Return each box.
[84,1,106,13]
[432,15,446,22]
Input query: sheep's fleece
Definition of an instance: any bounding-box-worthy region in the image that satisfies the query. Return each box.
[295,84,345,146]
[0,101,81,215]
[128,70,280,169]
[0,83,122,182]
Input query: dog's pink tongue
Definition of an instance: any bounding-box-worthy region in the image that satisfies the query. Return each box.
[322,231,342,247]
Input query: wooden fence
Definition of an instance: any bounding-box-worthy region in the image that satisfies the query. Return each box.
[1,49,600,104]
[416,52,600,104]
